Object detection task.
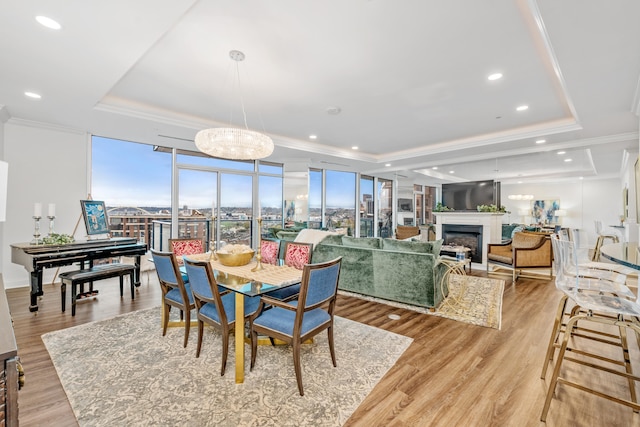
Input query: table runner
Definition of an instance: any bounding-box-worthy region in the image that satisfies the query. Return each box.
[187,253,302,286]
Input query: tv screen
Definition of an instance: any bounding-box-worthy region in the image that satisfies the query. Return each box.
[442,180,500,211]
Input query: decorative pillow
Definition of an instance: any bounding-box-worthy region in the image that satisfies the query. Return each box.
[295,229,339,249]
[341,236,381,249]
[511,225,524,239]
[284,243,312,270]
[260,240,280,265]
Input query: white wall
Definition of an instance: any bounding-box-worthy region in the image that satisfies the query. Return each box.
[501,177,624,249]
[2,121,89,288]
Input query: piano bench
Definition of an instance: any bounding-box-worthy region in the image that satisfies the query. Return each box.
[60,263,136,316]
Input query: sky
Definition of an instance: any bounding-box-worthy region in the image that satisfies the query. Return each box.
[92,136,359,210]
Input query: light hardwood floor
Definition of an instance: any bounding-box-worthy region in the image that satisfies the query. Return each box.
[6,269,640,426]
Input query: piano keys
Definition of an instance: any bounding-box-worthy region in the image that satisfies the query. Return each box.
[11,237,147,312]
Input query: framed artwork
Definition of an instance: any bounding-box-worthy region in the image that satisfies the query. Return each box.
[532,199,560,224]
[80,200,110,236]
[397,198,413,212]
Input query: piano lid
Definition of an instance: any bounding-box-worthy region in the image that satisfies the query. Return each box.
[10,237,141,254]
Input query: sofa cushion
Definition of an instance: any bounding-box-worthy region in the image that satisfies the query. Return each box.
[318,234,344,246]
[382,238,442,255]
[342,236,381,249]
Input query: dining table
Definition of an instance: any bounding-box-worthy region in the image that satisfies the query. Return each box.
[186,254,303,383]
[600,242,640,270]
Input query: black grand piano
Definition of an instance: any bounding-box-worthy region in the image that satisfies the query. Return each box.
[11,237,147,312]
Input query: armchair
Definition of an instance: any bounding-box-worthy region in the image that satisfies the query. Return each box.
[486,231,553,282]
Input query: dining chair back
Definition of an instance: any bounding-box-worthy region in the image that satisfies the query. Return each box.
[260,239,281,265]
[250,257,342,395]
[151,249,195,348]
[169,238,204,264]
[183,257,260,375]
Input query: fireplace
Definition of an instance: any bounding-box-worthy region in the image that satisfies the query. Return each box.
[442,224,483,263]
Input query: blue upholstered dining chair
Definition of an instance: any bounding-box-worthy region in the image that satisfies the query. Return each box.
[249,256,342,396]
[263,241,313,301]
[151,249,195,348]
[183,257,260,376]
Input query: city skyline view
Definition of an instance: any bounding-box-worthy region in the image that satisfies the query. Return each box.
[92,136,359,210]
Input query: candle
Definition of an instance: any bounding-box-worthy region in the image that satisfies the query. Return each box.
[34,202,42,217]
[48,203,56,217]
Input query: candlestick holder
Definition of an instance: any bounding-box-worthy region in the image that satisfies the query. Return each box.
[252,217,264,272]
[47,215,56,236]
[31,216,42,245]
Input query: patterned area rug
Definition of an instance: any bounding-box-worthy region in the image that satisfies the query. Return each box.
[339,274,505,330]
[42,309,412,427]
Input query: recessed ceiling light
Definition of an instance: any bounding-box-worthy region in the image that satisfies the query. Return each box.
[564,158,573,162]
[535,139,546,144]
[352,146,358,150]
[557,151,566,155]
[517,181,523,184]
[432,166,438,170]
[488,73,503,81]
[449,170,455,174]
[35,15,61,30]
[309,135,317,140]
[24,91,41,99]
[385,163,391,167]
[579,176,584,180]
[516,105,529,112]
[326,106,341,115]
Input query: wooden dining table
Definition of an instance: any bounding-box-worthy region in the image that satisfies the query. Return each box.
[186,254,302,383]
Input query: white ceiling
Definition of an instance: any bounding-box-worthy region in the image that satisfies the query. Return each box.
[1,0,639,185]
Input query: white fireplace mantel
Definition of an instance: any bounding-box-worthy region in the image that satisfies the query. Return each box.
[433,212,504,266]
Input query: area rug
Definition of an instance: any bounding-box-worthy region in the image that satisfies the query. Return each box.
[338,274,505,330]
[42,308,412,427]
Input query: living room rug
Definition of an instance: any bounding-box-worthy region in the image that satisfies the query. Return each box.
[338,274,505,330]
[42,308,412,427]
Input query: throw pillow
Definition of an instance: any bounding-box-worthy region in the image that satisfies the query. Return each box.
[511,225,524,239]
[341,236,381,249]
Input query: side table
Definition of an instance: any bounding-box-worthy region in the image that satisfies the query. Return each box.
[436,257,470,311]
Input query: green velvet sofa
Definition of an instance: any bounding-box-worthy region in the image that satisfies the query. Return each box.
[311,235,447,308]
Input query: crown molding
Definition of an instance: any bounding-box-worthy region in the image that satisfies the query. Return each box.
[7,117,87,135]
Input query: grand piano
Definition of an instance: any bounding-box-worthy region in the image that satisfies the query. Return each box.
[11,237,147,312]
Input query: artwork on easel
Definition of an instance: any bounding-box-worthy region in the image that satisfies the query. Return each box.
[80,200,110,237]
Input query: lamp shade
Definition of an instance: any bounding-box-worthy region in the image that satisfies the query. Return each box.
[0,161,7,222]
[554,209,566,217]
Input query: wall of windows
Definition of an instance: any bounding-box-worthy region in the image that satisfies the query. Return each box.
[91,136,283,250]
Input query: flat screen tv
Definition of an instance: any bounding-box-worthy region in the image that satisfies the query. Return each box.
[441,180,501,211]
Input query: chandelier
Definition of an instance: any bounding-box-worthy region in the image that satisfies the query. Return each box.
[195,50,274,160]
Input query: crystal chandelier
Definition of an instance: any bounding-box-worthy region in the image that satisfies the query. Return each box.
[195,50,274,160]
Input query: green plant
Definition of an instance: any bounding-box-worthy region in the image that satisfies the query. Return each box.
[434,202,454,212]
[476,204,510,213]
[42,233,75,245]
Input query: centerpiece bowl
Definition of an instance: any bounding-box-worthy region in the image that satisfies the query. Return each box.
[215,246,255,267]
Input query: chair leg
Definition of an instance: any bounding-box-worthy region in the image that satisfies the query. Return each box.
[541,314,582,422]
[162,303,170,337]
[195,319,204,358]
[221,327,230,376]
[541,294,568,379]
[292,339,304,396]
[328,326,337,367]
[183,309,190,348]
[250,329,258,370]
[618,325,638,407]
